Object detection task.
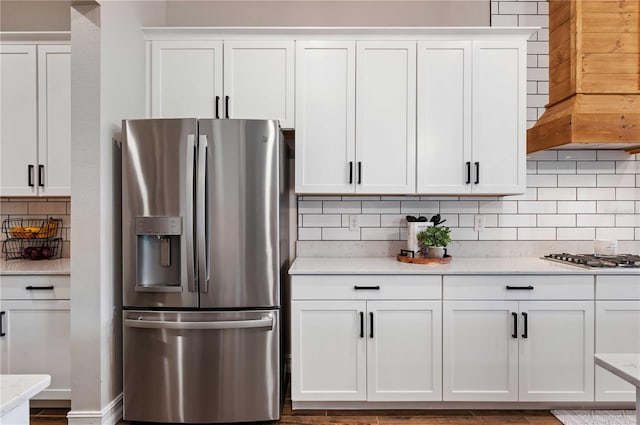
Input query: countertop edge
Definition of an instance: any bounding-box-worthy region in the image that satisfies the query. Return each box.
[0,374,51,416]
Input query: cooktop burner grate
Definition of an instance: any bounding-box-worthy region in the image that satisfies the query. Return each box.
[543,253,640,268]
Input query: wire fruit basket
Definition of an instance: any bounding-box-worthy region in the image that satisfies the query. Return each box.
[1,218,63,260]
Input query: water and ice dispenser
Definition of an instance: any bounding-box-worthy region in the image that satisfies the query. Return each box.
[135,217,182,289]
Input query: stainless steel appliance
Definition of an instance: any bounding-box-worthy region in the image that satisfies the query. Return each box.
[543,253,640,269]
[121,119,288,424]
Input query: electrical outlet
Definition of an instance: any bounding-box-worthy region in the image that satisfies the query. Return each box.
[349,215,360,231]
[474,215,485,232]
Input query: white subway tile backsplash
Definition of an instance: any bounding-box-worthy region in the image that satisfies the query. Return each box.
[577,188,616,201]
[578,161,615,174]
[597,201,635,214]
[616,214,640,227]
[400,200,439,213]
[361,227,400,241]
[362,201,400,214]
[492,14,519,26]
[298,200,322,214]
[577,214,615,227]
[343,196,380,201]
[499,1,538,14]
[505,188,537,201]
[323,201,361,214]
[597,174,636,187]
[519,201,557,214]
[451,227,479,241]
[479,228,517,240]
[558,151,597,161]
[616,188,640,200]
[616,161,640,174]
[479,200,518,214]
[596,227,636,241]
[518,227,556,240]
[557,227,595,241]
[527,150,557,161]
[440,201,478,214]
[499,214,536,227]
[558,175,596,187]
[380,214,407,227]
[557,201,596,214]
[538,161,576,174]
[341,214,381,228]
[537,214,575,227]
[322,227,360,241]
[597,151,633,161]
[538,188,576,200]
[459,214,475,227]
[538,2,549,15]
[303,214,341,227]
[518,14,548,27]
[527,161,537,174]
[298,227,321,240]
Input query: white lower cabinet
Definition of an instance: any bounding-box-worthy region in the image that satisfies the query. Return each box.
[595,275,640,402]
[291,280,442,402]
[443,275,595,403]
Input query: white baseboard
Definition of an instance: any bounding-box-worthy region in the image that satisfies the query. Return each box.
[67,393,123,425]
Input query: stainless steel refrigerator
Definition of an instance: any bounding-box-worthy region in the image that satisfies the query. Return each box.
[121,118,288,424]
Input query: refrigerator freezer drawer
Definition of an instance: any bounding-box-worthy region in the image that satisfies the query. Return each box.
[123,309,280,424]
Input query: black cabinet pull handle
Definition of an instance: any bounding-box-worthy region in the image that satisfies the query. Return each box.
[354,285,380,290]
[359,312,364,338]
[357,161,362,184]
[38,165,44,187]
[511,312,518,339]
[369,312,374,338]
[506,285,534,290]
[465,161,471,184]
[522,312,528,338]
[225,96,230,119]
[215,96,220,119]
[349,161,353,184]
[474,162,480,184]
[28,165,34,187]
[26,285,55,290]
[0,311,5,337]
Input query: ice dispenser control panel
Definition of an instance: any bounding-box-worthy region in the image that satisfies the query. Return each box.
[136,217,182,235]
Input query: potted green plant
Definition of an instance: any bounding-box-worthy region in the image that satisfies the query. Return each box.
[417,225,451,258]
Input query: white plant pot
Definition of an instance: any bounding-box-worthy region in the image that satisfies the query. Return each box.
[427,246,445,259]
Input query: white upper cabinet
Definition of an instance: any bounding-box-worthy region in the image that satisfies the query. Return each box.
[418,40,526,195]
[223,41,294,128]
[0,44,70,197]
[472,41,526,194]
[38,45,71,196]
[0,45,38,196]
[295,41,356,193]
[151,41,223,119]
[356,42,416,194]
[417,41,472,194]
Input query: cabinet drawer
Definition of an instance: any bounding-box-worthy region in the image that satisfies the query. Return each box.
[596,275,640,300]
[443,275,593,300]
[291,275,441,300]
[0,275,70,300]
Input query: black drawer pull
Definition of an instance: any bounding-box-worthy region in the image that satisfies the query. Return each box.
[225,95,230,119]
[0,311,5,337]
[28,165,34,187]
[506,285,534,290]
[354,285,380,290]
[26,285,55,290]
[522,312,528,339]
[369,312,374,338]
[511,312,517,339]
[465,161,471,184]
[357,161,362,184]
[38,165,45,187]
[474,161,480,184]
[359,312,364,338]
[215,96,220,119]
[349,161,353,184]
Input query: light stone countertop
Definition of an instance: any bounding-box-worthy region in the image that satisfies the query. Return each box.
[289,256,640,275]
[595,354,640,388]
[0,258,70,275]
[0,374,51,416]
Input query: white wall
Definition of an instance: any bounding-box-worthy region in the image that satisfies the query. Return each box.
[165,0,490,26]
[69,1,165,421]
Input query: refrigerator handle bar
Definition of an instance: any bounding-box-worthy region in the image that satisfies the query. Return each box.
[197,134,209,293]
[186,134,197,293]
[124,315,274,331]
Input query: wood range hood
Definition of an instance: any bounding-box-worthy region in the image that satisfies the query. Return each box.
[527,0,640,154]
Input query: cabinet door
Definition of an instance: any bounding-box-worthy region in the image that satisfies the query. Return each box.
[150,41,223,119]
[443,301,518,401]
[416,41,472,194]
[595,301,640,402]
[518,301,594,402]
[291,300,366,401]
[472,41,526,195]
[223,41,294,129]
[295,41,356,193]
[0,45,38,196]
[0,300,71,400]
[355,42,415,194]
[38,45,71,196]
[367,300,441,401]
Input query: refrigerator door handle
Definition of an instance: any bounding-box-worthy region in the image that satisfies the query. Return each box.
[124,315,274,331]
[186,134,197,293]
[197,134,209,293]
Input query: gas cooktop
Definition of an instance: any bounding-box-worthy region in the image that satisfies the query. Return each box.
[543,253,640,269]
